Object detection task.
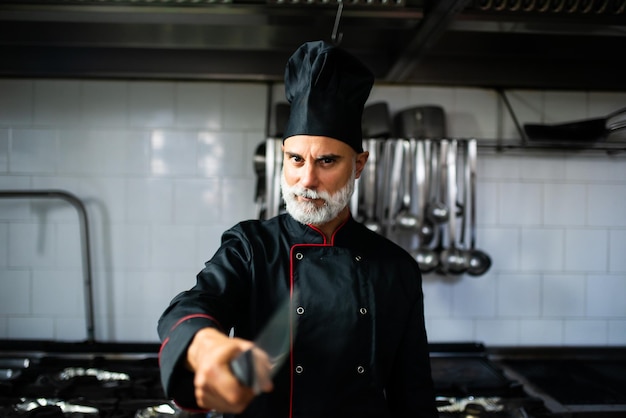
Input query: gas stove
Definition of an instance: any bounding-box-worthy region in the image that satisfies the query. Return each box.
[0,341,559,418]
[0,341,201,418]
[429,344,552,418]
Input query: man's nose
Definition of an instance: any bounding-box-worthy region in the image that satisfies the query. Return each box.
[299,164,319,189]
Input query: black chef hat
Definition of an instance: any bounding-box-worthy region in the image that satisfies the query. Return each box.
[283,40,374,153]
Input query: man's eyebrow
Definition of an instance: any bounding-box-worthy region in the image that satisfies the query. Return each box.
[284,151,343,160]
[285,151,303,159]
[316,153,342,160]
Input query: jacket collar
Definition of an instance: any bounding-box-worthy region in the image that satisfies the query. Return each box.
[282,212,362,247]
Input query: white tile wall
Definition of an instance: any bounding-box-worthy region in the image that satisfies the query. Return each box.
[564,229,608,272]
[80,81,128,127]
[519,319,564,345]
[34,80,81,126]
[543,183,586,226]
[542,274,586,317]
[587,185,626,227]
[0,79,625,347]
[174,83,222,130]
[0,129,8,172]
[610,230,626,272]
[129,82,176,128]
[586,275,626,317]
[0,80,33,126]
[519,228,565,272]
[608,321,626,345]
[496,274,541,317]
[564,319,608,345]
[11,129,58,174]
[499,183,543,225]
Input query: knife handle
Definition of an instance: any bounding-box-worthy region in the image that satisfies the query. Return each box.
[230,349,254,388]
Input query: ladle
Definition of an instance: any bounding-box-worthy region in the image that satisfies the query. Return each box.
[416,139,435,245]
[417,224,443,274]
[264,138,277,219]
[439,139,469,275]
[414,140,446,272]
[379,139,398,236]
[362,139,382,233]
[395,140,420,230]
[426,140,450,225]
[253,141,266,219]
[465,139,492,276]
[458,139,470,261]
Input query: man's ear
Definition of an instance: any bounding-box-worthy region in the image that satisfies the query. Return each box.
[355,151,369,179]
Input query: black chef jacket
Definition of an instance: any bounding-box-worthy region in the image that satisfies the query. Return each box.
[157,213,437,418]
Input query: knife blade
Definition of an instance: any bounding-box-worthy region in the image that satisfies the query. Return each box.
[230,291,296,393]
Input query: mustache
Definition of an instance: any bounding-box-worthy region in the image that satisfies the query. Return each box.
[288,186,328,201]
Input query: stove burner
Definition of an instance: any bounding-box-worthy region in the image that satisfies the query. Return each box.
[1,398,99,417]
[437,396,504,413]
[57,369,130,383]
[134,402,197,417]
[0,399,202,417]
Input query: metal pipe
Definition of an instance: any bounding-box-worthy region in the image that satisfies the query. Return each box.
[496,89,529,146]
[0,190,95,343]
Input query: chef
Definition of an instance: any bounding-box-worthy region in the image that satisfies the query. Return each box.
[157,40,438,418]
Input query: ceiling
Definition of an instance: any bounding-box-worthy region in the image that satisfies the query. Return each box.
[1,0,626,90]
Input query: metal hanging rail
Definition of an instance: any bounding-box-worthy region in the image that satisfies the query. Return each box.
[493,89,626,155]
[0,190,95,343]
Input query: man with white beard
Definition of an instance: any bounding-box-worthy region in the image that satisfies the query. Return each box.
[280,149,356,229]
[157,40,437,418]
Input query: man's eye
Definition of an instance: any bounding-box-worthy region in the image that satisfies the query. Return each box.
[320,158,335,164]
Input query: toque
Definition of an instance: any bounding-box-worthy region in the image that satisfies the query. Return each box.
[283,40,374,153]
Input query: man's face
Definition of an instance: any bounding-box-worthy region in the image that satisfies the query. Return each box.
[281,135,368,226]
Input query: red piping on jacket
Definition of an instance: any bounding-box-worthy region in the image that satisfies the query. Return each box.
[287,218,349,417]
[305,216,349,246]
[158,313,223,365]
[158,314,224,414]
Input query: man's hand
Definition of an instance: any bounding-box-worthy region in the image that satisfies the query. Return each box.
[186,328,273,413]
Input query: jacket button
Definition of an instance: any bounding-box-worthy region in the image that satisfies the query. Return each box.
[359,307,367,315]
[356,365,365,374]
[296,306,305,315]
[295,365,304,374]
[295,252,304,260]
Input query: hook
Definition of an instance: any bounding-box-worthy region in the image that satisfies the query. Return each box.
[331,2,344,45]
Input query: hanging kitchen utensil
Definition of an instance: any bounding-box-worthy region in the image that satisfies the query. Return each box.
[379,139,399,237]
[416,223,443,274]
[415,140,449,273]
[395,140,420,230]
[426,139,450,224]
[350,170,361,222]
[360,102,392,229]
[416,139,435,245]
[457,139,471,262]
[362,102,393,139]
[265,138,284,219]
[466,138,492,277]
[412,144,437,268]
[393,105,446,139]
[362,139,383,233]
[253,141,267,219]
[439,140,469,275]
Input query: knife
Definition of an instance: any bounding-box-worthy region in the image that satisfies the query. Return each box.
[230,291,296,393]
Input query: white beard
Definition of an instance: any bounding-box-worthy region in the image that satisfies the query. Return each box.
[281,167,356,226]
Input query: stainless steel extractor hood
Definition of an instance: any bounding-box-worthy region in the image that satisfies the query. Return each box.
[0,0,625,90]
